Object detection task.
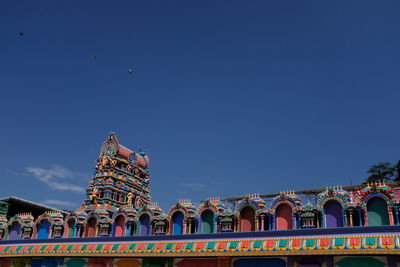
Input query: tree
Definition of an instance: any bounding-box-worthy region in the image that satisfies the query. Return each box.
[365,162,395,183]
[394,160,400,181]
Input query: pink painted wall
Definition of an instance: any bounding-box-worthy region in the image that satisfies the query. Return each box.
[276,204,292,230]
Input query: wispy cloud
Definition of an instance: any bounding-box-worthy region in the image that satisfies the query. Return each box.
[26,165,85,193]
[42,199,77,208]
[179,183,208,192]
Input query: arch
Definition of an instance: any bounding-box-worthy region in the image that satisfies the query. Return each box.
[85,217,97,237]
[8,222,21,240]
[36,220,51,239]
[139,214,150,236]
[172,211,184,235]
[276,203,293,230]
[239,206,255,232]
[367,197,389,226]
[324,200,343,228]
[64,218,76,238]
[201,210,214,234]
[114,215,125,237]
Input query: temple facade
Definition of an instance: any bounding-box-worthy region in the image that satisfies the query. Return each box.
[1,133,400,267]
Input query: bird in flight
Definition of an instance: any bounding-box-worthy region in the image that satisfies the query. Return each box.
[19,32,24,37]
[128,69,133,74]
[91,56,96,60]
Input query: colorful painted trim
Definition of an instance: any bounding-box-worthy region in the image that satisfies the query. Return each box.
[0,234,400,257]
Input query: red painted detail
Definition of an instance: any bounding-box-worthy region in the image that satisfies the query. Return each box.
[59,245,67,252]
[350,237,360,246]
[292,239,301,247]
[88,244,96,251]
[0,246,5,252]
[196,242,205,250]
[176,258,218,267]
[218,242,227,250]
[240,241,250,249]
[103,244,111,251]
[85,217,97,237]
[115,215,125,237]
[119,244,128,252]
[137,243,145,251]
[320,238,330,247]
[276,204,293,230]
[8,247,15,253]
[382,236,393,245]
[46,245,54,251]
[156,243,164,250]
[265,240,275,248]
[240,206,255,232]
[21,246,30,252]
[175,243,184,250]
[73,245,81,252]
[32,246,41,252]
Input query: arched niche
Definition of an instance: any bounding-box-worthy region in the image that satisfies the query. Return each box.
[85,217,97,237]
[172,212,184,235]
[64,218,76,238]
[201,210,214,234]
[139,214,150,236]
[367,197,389,226]
[8,221,21,240]
[36,220,51,239]
[239,206,255,232]
[113,215,125,237]
[276,203,292,230]
[324,200,343,228]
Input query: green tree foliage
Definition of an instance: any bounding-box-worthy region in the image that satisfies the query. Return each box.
[394,160,400,181]
[365,162,395,183]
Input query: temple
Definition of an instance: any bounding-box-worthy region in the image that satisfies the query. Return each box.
[1,133,400,267]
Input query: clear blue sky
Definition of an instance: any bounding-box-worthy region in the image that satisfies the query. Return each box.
[1,1,399,212]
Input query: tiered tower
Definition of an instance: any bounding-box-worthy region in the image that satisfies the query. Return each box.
[82,132,151,212]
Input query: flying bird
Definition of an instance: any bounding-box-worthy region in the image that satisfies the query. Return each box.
[19,32,24,37]
[128,69,133,74]
[91,56,96,60]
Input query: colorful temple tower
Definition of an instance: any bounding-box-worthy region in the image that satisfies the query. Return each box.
[85,132,150,211]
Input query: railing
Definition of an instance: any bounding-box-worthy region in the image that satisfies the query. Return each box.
[1,225,400,245]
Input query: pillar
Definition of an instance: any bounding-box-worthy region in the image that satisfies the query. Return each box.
[343,209,347,227]
[182,220,187,235]
[213,220,218,233]
[389,206,395,225]
[260,215,265,231]
[362,207,368,226]
[395,207,400,225]
[348,209,353,227]
[255,216,259,231]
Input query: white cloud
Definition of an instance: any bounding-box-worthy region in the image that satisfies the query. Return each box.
[179,182,207,192]
[42,199,76,208]
[26,165,85,193]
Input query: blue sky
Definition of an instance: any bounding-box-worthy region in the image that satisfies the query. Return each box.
[1,1,399,212]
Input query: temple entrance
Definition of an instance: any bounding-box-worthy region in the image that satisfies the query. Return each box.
[139,214,150,236]
[240,206,255,232]
[276,204,293,230]
[172,212,184,235]
[324,200,343,228]
[65,219,75,238]
[85,217,97,237]
[8,222,21,240]
[201,210,214,234]
[37,220,51,239]
[367,197,389,226]
[114,215,125,237]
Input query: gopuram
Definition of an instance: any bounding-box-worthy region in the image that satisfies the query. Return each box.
[0,133,400,267]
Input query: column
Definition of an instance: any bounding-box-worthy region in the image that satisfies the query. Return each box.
[343,209,347,227]
[182,220,187,234]
[260,215,265,231]
[389,206,395,225]
[348,209,354,227]
[395,207,400,225]
[362,208,368,226]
